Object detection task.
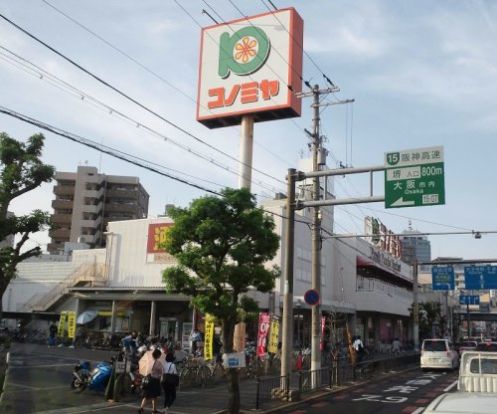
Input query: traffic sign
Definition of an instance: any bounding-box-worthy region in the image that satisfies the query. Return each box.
[464,265,497,289]
[304,289,320,306]
[432,266,455,290]
[385,146,445,209]
[459,295,480,305]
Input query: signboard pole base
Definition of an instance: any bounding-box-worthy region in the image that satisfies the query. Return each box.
[238,115,254,190]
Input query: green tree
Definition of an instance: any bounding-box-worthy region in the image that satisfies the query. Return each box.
[162,188,280,414]
[0,132,54,317]
[411,301,445,340]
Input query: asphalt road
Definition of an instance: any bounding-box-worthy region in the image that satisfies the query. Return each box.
[279,368,458,414]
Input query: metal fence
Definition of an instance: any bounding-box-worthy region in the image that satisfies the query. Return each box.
[255,352,419,409]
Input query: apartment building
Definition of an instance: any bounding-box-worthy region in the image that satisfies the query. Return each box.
[48,166,149,254]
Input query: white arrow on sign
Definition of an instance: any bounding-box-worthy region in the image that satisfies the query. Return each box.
[391,197,415,207]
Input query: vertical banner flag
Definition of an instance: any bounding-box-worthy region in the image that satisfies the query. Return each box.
[257,312,270,359]
[233,322,246,352]
[320,316,326,351]
[204,314,215,361]
[67,311,76,339]
[57,311,67,337]
[268,318,280,354]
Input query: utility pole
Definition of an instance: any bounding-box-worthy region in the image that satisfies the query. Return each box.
[310,84,322,376]
[296,84,350,383]
[281,168,296,391]
[413,259,419,350]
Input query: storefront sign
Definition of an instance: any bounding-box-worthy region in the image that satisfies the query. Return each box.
[66,311,76,339]
[204,314,215,361]
[369,248,402,273]
[257,312,270,359]
[364,216,401,258]
[147,223,173,253]
[233,322,246,353]
[222,352,246,368]
[267,319,279,354]
[57,311,67,337]
[197,8,303,128]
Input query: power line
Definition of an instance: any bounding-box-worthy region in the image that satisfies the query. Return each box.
[41,0,295,175]
[258,0,336,87]
[0,106,223,195]
[0,44,283,194]
[0,12,285,188]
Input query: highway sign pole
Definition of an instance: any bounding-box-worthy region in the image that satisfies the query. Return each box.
[413,260,419,350]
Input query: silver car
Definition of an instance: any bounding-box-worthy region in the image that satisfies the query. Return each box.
[421,339,459,370]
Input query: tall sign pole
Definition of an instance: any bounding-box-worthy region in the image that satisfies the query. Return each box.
[310,85,322,376]
[238,115,254,189]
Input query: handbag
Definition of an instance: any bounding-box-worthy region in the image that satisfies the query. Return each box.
[141,360,157,390]
[162,363,179,387]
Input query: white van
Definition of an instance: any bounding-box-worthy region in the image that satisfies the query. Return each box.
[420,339,459,370]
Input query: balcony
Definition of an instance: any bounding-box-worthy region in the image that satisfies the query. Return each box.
[106,188,139,199]
[82,202,103,214]
[79,216,102,229]
[85,188,104,199]
[104,203,138,214]
[49,228,70,239]
[53,185,75,197]
[51,213,72,225]
[52,199,73,210]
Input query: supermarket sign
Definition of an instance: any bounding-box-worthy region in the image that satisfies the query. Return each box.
[196,8,303,128]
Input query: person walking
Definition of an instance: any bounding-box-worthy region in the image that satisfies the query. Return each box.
[162,352,179,413]
[139,348,163,414]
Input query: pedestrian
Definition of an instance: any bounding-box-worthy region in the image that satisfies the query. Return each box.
[392,337,401,354]
[48,322,57,347]
[353,335,365,362]
[162,352,179,413]
[139,348,163,414]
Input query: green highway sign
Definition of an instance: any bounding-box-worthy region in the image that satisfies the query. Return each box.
[385,146,445,209]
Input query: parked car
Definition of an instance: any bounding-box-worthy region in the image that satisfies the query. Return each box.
[475,341,497,352]
[420,339,459,370]
[458,340,478,354]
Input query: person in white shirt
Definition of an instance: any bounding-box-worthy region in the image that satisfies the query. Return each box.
[352,336,365,361]
[162,352,178,413]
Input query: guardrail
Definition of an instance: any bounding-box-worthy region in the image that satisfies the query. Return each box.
[254,352,419,409]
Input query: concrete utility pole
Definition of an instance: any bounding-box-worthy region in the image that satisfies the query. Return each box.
[412,260,419,350]
[280,169,296,390]
[310,84,322,375]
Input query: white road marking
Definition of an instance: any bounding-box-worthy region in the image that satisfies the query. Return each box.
[412,408,425,414]
[444,379,458,392]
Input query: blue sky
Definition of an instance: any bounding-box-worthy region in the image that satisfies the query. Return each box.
[1,0,496,259]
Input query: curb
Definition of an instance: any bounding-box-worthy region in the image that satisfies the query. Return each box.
[255,365,419,414]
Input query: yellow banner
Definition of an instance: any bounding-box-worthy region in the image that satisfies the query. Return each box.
[67,311,76,339]
[204,314,215,361]
[57,311,67,337]
[268,319,280,354]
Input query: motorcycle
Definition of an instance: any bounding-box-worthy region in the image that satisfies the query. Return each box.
[71,360,113,393]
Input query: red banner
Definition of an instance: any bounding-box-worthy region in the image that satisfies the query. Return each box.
[257,312,270,359]
[320,316,326,351]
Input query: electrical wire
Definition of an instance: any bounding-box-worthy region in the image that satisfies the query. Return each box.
[41,0,295,174]
[0,12,285,188]
[0,45,283,194]
[0,106,223,195]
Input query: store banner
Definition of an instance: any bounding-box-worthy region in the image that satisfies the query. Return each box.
[204,314,215,361]
[268,318,279,354]
[256,312,270,359]
[67,311,76,339]
[57,311,67,337]
[233,322,246,352]
[320,316,326,351]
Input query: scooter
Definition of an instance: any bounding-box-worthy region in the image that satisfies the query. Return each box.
[71,360,113,393]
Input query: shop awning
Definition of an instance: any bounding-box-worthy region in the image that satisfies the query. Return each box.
[76,310,98,325]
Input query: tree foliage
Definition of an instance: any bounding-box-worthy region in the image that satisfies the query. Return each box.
[162,188,279,414]
[0,132,54,313]
[411,301,445,339]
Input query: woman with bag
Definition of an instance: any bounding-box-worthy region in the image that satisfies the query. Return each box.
[139,348,163,414]
[162,352,179,413]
